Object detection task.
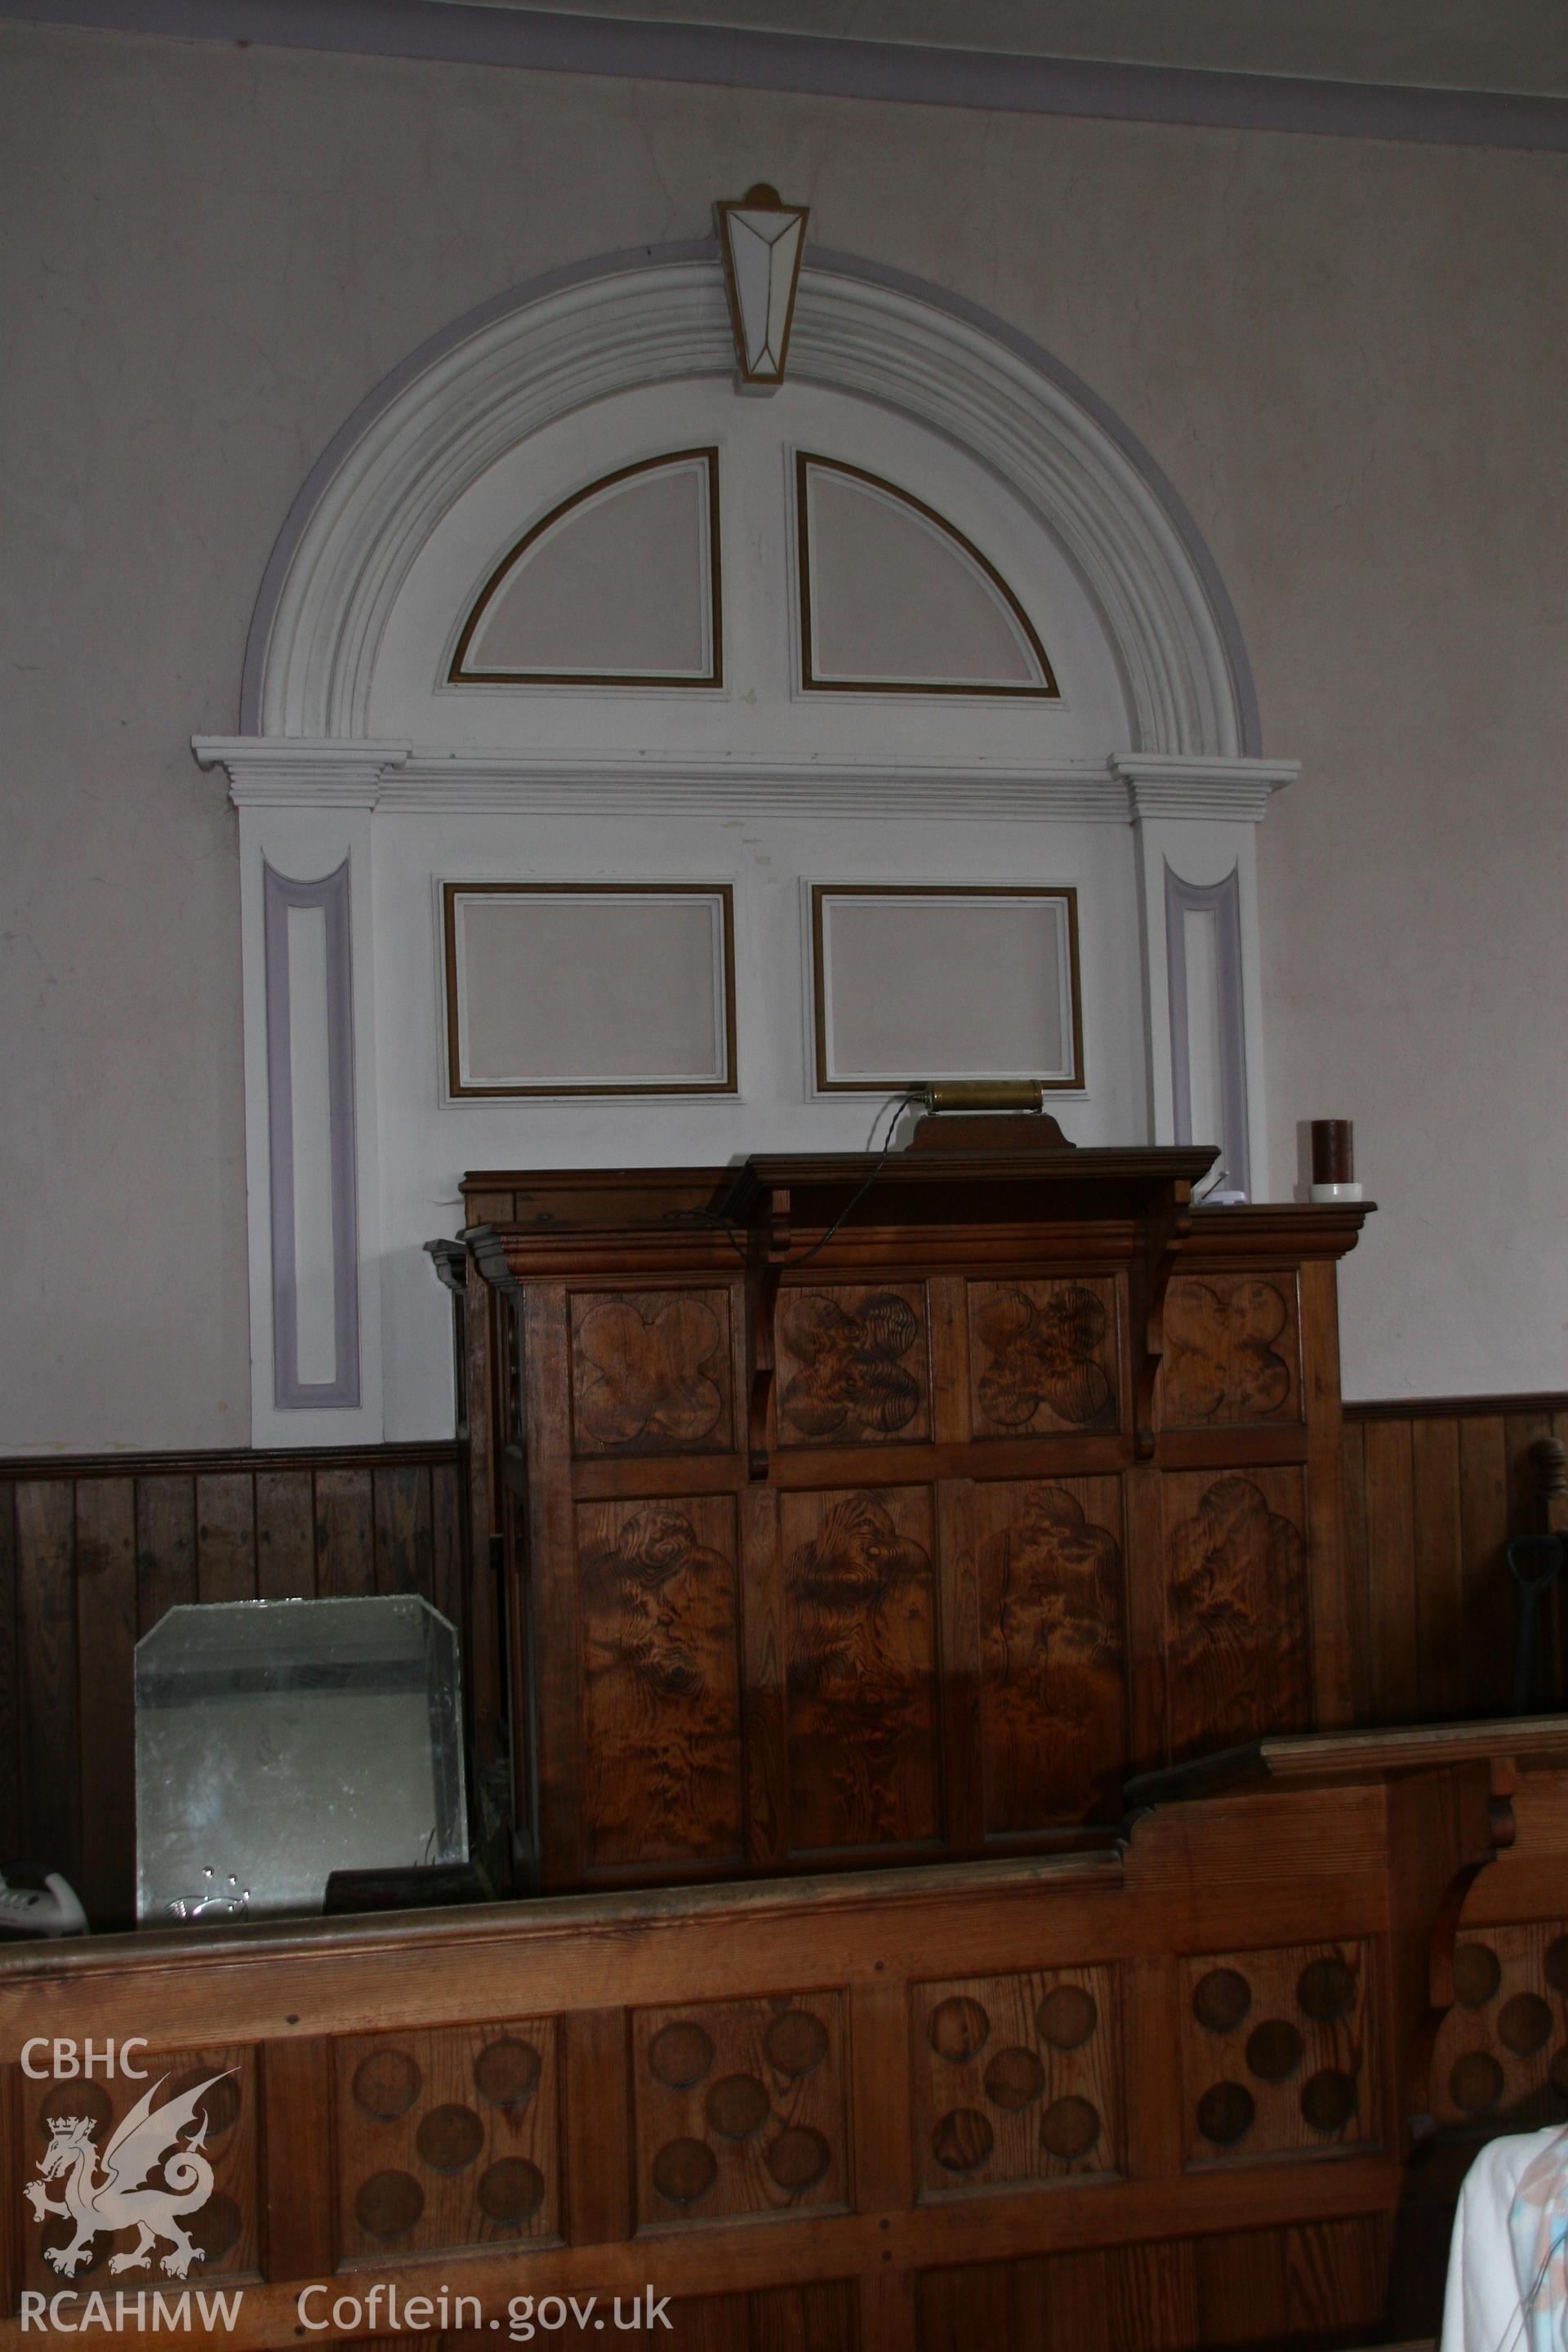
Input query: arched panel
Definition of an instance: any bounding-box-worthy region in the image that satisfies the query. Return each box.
[797,455,1057,696]
[241,246,1258,755]
[451,449,719,686]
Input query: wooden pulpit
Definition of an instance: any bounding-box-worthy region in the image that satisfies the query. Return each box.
[457,1143,1368,1895]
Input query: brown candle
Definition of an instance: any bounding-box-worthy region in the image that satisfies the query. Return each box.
[1311,1120,1354,1186]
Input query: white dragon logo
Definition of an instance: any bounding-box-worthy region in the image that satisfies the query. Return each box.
[24,2073,231,2279]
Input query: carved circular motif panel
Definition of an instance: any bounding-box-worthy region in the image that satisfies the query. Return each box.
[1296,1958,1357,2024]
[1192,1969,1252,2035]
[929,1998,991,2062]
[169,2069,241,2139]
[647,2023,715,2089]
[1040,2096,1101,2161]
[1452,1944,1502,2008]
[1036,1986,1098,2051]
[764,2010,830,2078]
[416,2103,485,2172]
[355,2169,425,2238]
[765,2126,832,2193]
[1196,2082,1255,2145]
[353,2050,422,2121]
[1245,2020,1304,2083]
[38,2080,112,2140]
[651,2138,718,2206]
[189,2193,242,2265]
[1449,2053,1504,2116]
[1299,2069,1358,2132]
[705,2074,771,2141]
[1499,1993,1553,2058]
[474,2038,541,2109]
[932,2108,993,2173]
[478,2157,546,2225]
[983,2047,1046,2111]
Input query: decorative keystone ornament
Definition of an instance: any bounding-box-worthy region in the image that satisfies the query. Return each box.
[716,184,808,385]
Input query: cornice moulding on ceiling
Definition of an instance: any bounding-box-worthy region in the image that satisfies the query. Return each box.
[7,0,1566,151]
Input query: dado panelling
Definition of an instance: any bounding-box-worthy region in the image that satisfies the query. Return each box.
[12,1746,1526,2349]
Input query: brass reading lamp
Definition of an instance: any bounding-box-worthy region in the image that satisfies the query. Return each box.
[904,1078,1072,1152]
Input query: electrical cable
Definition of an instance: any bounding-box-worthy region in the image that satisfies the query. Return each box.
[785,1088,926,1267]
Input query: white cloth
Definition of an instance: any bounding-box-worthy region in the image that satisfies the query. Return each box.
[1443,2126,1568,2352]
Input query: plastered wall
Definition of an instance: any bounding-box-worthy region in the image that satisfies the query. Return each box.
[2,18,1563,1447]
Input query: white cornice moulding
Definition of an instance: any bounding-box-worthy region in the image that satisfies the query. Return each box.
[1113,754,1298,822]
[192,742,1297,822]
[193,738,412,805]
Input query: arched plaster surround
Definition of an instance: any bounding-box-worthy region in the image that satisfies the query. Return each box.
[241,243,1258,758]
[199,244,1293,1446]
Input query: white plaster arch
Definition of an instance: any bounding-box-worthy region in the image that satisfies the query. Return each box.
[242,243,1258,759]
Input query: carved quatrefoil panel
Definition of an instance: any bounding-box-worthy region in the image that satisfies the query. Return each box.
[1160,1274,1301,1428]
[570,1290,733,1456]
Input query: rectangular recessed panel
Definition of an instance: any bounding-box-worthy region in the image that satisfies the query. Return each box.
[286,902,336,1388]
[576,1494,743,1869]
[813,886,1081,1091]
[779,1485,940,1855]
[446,885,734,1094]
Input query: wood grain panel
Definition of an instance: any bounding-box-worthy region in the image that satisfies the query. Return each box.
[1283,2213,1390,2341]
[1163,1468,1311,1760]
[1456,1415,1512,1719]
[135,1474,195,1634]
[334,2019,560,2261]
[73,1478,137,1930]
[1107,2238,1200,2351]
[577,1494,743,1870]
[738,1484,787,1875]
[631,1993,847,2230]
[775,1285,931,1449]
[19,2042,258,2290]
[260,2037,336,2282]
[1364,1422,1419,1723]
[315,1469,375,1598]
[564,2007,631,2247]
[1341,1418,1373,1727]
[973,1477,1127,1832]
[569,1289,734,1458]
[374,1463,434,1602]
[1179,1942,1374,2167]
[1160,1272,1302,1428]
[1412,1419,1463,1719]
[912,1964,1122,2197]
[15,1481,78,1878]
[196,1472,257,1606]
[255,1470,316,1601]
[1193,2225,1288,2345]
[780,1486,939,1856]
[967,1277,1120,1436]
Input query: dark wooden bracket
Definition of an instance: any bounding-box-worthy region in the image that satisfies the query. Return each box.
[1390,1757,1517,2154]
[1134,1177,1193,1460]
[744,1186,791,1480]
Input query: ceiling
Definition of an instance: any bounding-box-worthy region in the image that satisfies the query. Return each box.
[439,0,1568,100]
